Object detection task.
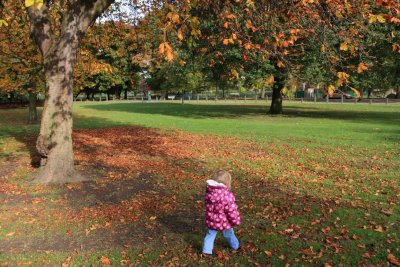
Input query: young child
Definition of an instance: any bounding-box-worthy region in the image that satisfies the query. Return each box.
[202,170,241,256]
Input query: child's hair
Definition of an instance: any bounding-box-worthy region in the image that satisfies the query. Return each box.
[212,170,232,189]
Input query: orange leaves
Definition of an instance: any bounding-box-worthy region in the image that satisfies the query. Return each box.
[158,42,174,61]
[277,60,285,68]
[222,34,237,45]
[264,250,272,256]
[357,62,369,73]
[302,0,315,5]
[265,75,274,86]
[177,29,183,41]
[340,41,349,51]
[245,20,257,32]
[388,254,400,267]
[100,256,111,265]
[393,43,400,53]
[166,12,180,24]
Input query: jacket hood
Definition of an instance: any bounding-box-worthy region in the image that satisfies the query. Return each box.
[206,179,226,188]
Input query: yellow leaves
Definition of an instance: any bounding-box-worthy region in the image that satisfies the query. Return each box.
[223,22,229,28]
[340,38,351,51]
[246,0,255,7]
[25,0,43,9]
[328,85,335,96]
[349,87,361,98]
[321,44,326,53]
[223,39,230,45]
[226,14,237,19]
[369,14,386,23]
[149,216,157,221]
[231,69,239,79]
[357,62,369,73]
[302,0,315,5]
[0,19,8,27]
[158,42,174,61]
[277,61,285,68]
[337,72,350,86]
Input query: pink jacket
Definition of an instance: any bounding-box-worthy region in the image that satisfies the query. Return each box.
[204,180,241,230]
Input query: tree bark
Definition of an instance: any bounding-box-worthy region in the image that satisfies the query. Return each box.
[261,88,266,99]
[27,92,38,124]
[269,74,284,114]
[124,88,128,100]
[35,44,83,183]
[28,0,115,184]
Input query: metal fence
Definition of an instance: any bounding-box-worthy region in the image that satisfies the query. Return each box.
[72,95,400,104]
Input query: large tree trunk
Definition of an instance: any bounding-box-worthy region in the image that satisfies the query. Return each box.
[269,75,284,114]
[27,0,115,183]
[27,92,38,124]
[35,45,83,183]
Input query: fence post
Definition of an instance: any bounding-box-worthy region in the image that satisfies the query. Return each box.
[341,95,344,104]
[326,95,329,103]
[244,95,247,102]
[206,95,208,102]
[301,98,304,103]
[386,98,389,105]
[141,97,144,103]
[314,94,316,103]
[369,99,372,104]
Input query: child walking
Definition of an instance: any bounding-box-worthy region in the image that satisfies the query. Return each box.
[202,170,241,256]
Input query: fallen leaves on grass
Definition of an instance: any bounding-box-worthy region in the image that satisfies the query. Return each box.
[388,254,400,267]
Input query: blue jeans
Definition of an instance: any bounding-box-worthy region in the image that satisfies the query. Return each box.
[202,228,240,254]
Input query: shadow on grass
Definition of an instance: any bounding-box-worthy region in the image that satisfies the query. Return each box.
[83,102,400,126]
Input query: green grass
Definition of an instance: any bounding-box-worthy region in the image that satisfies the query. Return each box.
[73,101,400,144]
[0,101,399,266]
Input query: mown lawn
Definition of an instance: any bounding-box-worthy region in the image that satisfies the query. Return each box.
[0,101,399,266]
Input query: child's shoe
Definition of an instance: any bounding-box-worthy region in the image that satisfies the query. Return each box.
[201,252,212,258]
[230,246,241,254]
